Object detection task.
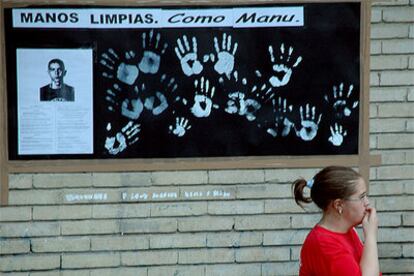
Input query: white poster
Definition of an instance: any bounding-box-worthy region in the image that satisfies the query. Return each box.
[16,48,93,155]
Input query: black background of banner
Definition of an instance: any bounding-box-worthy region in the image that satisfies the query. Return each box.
[5,3,360,160]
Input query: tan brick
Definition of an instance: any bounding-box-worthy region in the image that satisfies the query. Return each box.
[152,171,208,185]
[92,172,152,187]
[61,220,119,235]
[178,248,234,264]
[372,0,409,6]
[380,259,414,273]
[179,186,236,201]
[205,264,261,276]
[60,270,90,276]
[407,119,414,131]
[370,135,378,150]
[377,165,414,179]
[380,71,414,86]
[9,190,61,205]
[206,232,262,247]
[208,200,263,215]
[120,187,180,202]
[148,265,204,276]
[410,25,414,38]
[370,87,407,102]
[178,216,234,232]
[30,272,62,276]
[371,24,410,39]
[403,213,414,225]
[235,215,291,230]
[409,56,414,69]
[33,205,92,220]
[379,228,414,242]
[291,246,301,260]
[32,237,90,252]
[208,169,264,184]
[291,214,320,228]
[403,243,414,257]
[92,204,150,219]
[371,118,406,133]
[122,250,178,265]
[0,207,31,222]
[263,230,308,245]
[405,181,414,194]
[1,272,28,276]
[265,199,310,213]
[370,103,378,118]
[0,222,60,238]
[151,202,207,217]
[62,252,120,269]
[379,243,403,258]
[90,268,147,276]
[383,7,414,22]
[150,233,206,249]
[378,212,403,227]
[120,218,177,234]
[370,150,406,165]
[262,262,300,276]
[371,71,380,86]
[0,255,60,272]
[236,183,291,199]
[382,39,414,54]
[378,134,414,149]
[33,173,92,188]
[235,247,290,262]
[264,168,318,183]
[0,239,30,254]
[9,174,32,189]
[91,235,149,251]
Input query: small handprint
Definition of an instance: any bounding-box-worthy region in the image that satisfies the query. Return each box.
[295,104,322,141]
[169,117,192,137]
[191,77,217,118]
[121,85,145,120]
[324,83,359,118]
[225,80,262,122]
[329,123,347,146]
[213,33,238,79]
[268,43,302,87]
[267,97,294,137]
[175,35,203,76]
[104,121,140,155]
[138,30,168,74]
[101,49,139,85]
[105,83,123,112]
[144,74,177,116]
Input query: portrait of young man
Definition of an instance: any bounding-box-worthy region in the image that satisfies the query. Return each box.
[40,58,75,102]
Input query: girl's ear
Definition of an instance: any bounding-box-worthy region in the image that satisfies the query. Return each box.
[333,198,344,214]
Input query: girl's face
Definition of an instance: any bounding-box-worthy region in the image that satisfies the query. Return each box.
[342,177,370,226]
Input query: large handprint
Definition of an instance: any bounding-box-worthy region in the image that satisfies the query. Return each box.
[324,83,359,118]
[267,97,294,137]
[175,35,203,76]
[104,121,141,155]
[295,104,322,141]
[169,117,192,137]
[138,30,168,74]
[268,44,302,87]
[213,33,238,79]
[100,49,139,85]
[329,123,347,146]
[121,85,145,120]
[144,75,177,116]
[191,77,217,118]
[225,80,262,122]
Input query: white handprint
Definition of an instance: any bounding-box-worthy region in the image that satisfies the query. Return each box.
[138,30,168,74]
[324,83,359,118]
[105,83,122,112]
[101,49,139,85]
[225,80,262,122]
[169,117,192,137]
[268,44,302,87]
[144,75,177,116]
[329,123,347,146]
[121,85,145,120]
[104,121,141,155]
[295,104,322,141]
[213,33,238,79]
[191,77,217,118]
[267,97,294,137]
[175,35,203,76]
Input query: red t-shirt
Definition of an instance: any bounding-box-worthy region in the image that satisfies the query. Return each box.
[299,225,379,276]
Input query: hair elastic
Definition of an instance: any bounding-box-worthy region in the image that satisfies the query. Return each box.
[306,179,314,189]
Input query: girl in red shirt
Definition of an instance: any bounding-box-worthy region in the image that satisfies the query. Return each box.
[292,166,381,276]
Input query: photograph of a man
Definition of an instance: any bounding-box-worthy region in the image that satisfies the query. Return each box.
[40,58,75,101]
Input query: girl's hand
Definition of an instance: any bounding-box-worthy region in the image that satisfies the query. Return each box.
[362,207,378,241]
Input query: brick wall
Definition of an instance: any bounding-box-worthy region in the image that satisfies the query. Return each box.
[1,2,413,275]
